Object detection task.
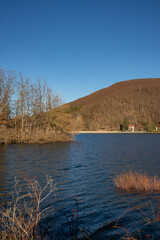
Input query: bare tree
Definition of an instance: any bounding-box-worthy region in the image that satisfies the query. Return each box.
[0,69,15,125]
[14,73,31,132]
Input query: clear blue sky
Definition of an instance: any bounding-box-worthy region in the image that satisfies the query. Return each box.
[0,0,160,103]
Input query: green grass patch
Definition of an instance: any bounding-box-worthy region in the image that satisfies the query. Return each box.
[67,105,82,113]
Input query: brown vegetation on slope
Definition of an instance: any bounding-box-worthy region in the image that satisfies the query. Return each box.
[67,78,160,131]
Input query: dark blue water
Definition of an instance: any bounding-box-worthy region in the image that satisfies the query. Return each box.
[0,134,160,239]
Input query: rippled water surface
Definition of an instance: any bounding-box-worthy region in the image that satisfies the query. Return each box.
[0,134,160,239]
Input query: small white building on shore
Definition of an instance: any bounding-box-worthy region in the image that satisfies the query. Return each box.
[128,124,134,132]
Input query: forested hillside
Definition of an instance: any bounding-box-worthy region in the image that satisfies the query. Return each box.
[67,78,160,131]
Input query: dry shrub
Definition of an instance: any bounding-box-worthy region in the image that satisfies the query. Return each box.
[114,171,160,192]
[115,199,160,240]
[0,176,56,239]
[0,128,73,144]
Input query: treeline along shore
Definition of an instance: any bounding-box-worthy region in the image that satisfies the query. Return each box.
[0,69,74,144]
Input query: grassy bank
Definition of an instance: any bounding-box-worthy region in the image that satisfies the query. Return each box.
[0,128,73,144]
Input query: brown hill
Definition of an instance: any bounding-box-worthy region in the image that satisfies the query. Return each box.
[67,78,160,131]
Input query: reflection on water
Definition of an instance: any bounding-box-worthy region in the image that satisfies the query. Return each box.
[0,134,160,239]
[0,145,7,196]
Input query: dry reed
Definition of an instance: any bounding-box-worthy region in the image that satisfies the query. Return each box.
[0,176,56,239]
[114,171,160,192]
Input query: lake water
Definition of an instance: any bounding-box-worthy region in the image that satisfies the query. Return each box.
[0,134,160,239]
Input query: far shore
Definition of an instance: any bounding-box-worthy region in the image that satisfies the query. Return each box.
[74,130,159,134]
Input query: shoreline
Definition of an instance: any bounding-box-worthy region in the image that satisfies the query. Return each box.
[74,131,159,134]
